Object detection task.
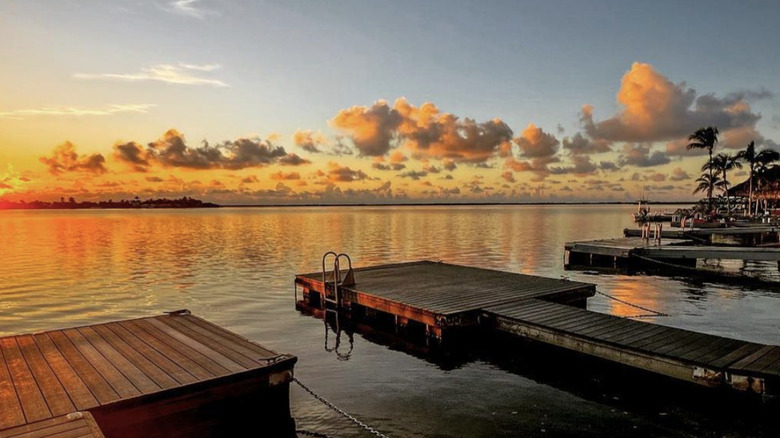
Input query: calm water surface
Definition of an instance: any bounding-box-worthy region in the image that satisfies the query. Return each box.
[1,205,778,437]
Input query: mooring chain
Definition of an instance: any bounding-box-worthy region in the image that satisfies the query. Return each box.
[595,289,669,318]
[293,377,391,438]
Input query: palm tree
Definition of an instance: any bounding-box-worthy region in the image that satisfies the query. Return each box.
[706,153,742,214]
[693,173,723,205]
[687,127,720,208]
[737,142,780,215]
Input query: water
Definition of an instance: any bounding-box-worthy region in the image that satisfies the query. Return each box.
[1,205,778,437]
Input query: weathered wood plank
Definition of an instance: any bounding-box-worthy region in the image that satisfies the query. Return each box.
[61,329,140,399]
[76,327,160,394]
[161,317,262,368]
[0,412,105,438]
[0,340,26,429]
[90,325,179,390]
[126,319,229,378]
[31,334,97,412]
[0,337,51,424]
[46,331,119,405]
[105,322,203,383]
[711,343,769,369]
[15,335,75,417]
[184,316,276,358]
[144,318,245,373]
[728,345,776,371]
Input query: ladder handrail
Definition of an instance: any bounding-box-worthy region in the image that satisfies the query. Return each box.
[321,251,356,309]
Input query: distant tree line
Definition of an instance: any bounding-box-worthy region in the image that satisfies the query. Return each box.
[0,196,220,210]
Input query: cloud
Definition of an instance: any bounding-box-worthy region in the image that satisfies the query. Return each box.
[330,100,402,156]
[145,176,164,182]
[293,130,326,153]
[504,156,559,181]
[270,171,301,180]
[561,132,611,155]
[327,163,370,182]
[279,153,311,166]
[515,124,559,158]
[599,161,619,171]
[114,141,151,172]
[399,170,428,180]
[75,63,228,87]
[331,98,512,163]
[240,175,259,184]
[0,104,155,120]
[39,142,107,175]
[501,171,516,183]
[113,129,296,170]
[166,0,215,19]
[669,168,690,181]
[619,143,670,167]
[549,155,598,176]
[581,62,765,147]
[372,157,406,171]
[442,160,457,171]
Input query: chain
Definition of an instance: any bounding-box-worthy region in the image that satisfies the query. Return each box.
[293,377,390,438]
[595,290,669,318]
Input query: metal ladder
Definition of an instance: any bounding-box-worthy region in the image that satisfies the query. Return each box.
[321,251,355,310]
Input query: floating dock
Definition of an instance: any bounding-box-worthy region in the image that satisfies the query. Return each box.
[624,226,780,246]
[296,260,780,396]
[0,311,297,438]
[565,237,780,268]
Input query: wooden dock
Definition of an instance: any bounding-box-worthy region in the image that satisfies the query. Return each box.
[624,226,780,247]
[296,260,780,396]
[566,237,780,267]
[295,261,596,338]
[0,311,297,438]
[0,412,104,438]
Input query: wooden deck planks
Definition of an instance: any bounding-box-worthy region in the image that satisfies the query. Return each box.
[31,334,98,412]
[1,313,295,432]
[0,340,26,429]
[0,337,52,424]
[0,413,105,438]
[61,329,141,399]
[15,336,75,418]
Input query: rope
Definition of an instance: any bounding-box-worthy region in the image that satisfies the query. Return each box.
[293,377,390,438]
[595,290,669,318]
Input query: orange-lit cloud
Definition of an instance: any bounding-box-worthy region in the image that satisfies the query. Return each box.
[270,171,301,180]
[327,163,370,182]
[293,130,326,153]
[113,129,305,170]
[581,62,767,148]
[331,98,513,163]
[39,142,107,175]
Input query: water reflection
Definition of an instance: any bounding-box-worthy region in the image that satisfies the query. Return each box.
[2,206,779,437]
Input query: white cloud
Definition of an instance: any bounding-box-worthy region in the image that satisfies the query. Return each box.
[0,104,156,119]
[168,0,215,19]
[74,63,228,87]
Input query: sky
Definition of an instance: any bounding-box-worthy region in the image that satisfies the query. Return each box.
[1,0,779,204]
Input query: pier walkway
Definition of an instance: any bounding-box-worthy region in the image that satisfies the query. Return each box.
[566,237,780,265]
[0,311,297,438]
[296,260,780,396]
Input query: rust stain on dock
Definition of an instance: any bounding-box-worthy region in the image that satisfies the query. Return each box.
[0,312,297,437]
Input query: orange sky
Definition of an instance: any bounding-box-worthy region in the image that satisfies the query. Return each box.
[2,1,778,205]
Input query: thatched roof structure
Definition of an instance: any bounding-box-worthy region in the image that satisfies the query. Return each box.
[727,166,780,197]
